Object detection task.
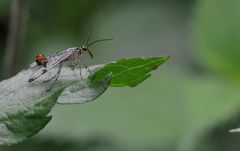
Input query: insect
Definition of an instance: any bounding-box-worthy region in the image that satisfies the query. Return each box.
[27,37,113,92]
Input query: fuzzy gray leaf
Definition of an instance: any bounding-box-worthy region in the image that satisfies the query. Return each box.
[0,65,111,145]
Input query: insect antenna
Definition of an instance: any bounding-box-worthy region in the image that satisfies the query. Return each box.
[86,29,93,46]
[87,38,113,47]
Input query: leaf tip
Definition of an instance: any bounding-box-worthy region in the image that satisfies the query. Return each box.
[163,55,170,61]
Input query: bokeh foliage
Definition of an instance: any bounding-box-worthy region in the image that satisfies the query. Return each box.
[194,0,240,79]
[1,0,240,151]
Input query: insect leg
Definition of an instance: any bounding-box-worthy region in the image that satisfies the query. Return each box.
[67,53,78,70]
[81,54,90,72]
[43,72,58,83]
[78,63,83,80]
[83,62,90,73]
[28,67,47,82]
[46,62,63,92]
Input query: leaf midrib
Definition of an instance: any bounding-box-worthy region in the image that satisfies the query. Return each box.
[112,58,164,77]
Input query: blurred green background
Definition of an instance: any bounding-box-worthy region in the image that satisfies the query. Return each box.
[1,0,240,150]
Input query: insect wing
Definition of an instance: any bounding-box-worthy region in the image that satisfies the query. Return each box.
[28,47,78,82]
[45,48,78,70]
[28,66,47,82]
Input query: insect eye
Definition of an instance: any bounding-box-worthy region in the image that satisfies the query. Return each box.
[83,47,89,51]
[80,45,88,51]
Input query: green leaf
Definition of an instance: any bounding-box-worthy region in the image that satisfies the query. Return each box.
[0,86,65,145]
[0,56,168,146]
[91,56,169,87]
